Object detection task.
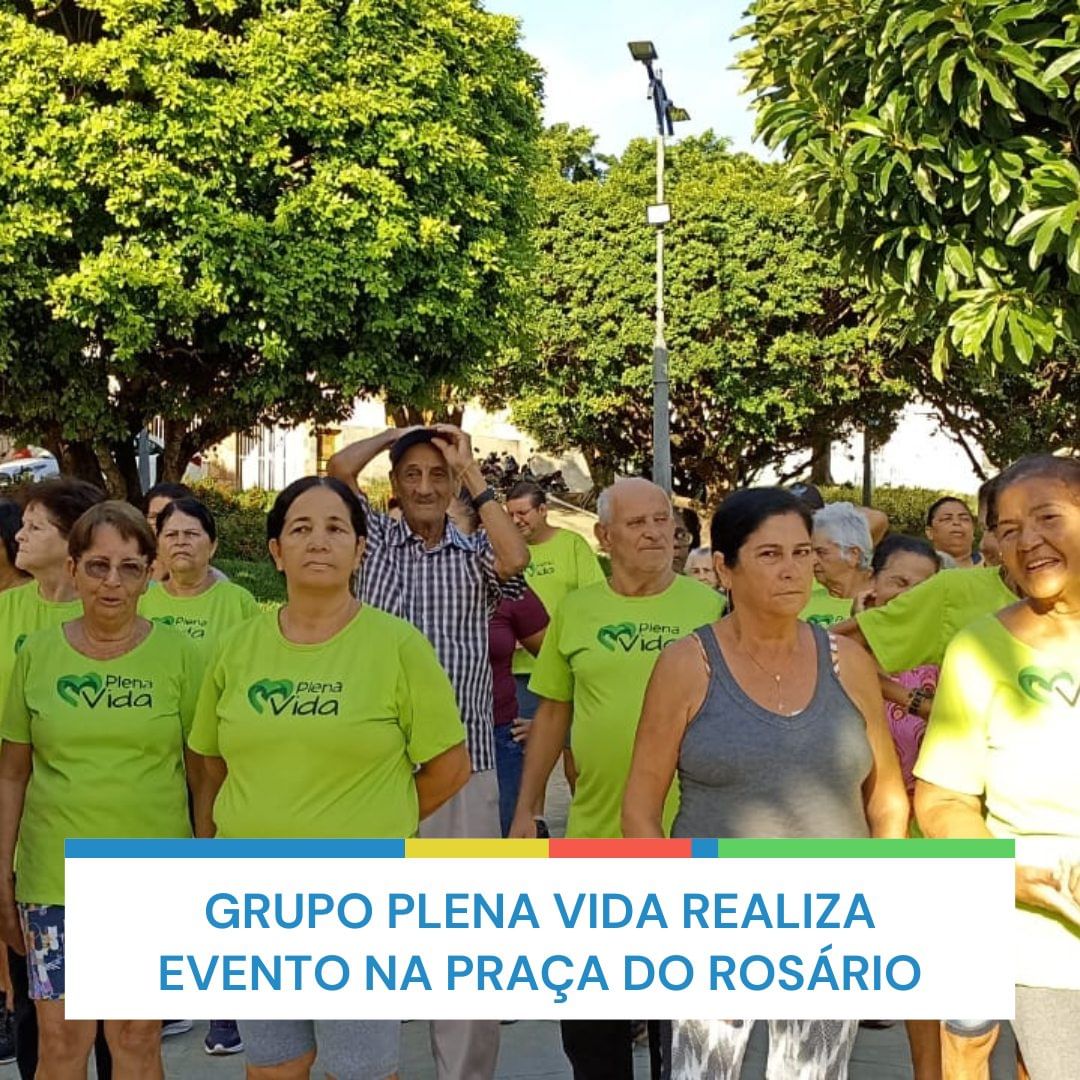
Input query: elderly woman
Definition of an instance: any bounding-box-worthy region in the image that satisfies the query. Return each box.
[0,501,28,596]
[683,546,720,591]
[924,496,977,569]
[0,501,201,1079]
[140,497,258,654]
[623,487,908,1079]
[803,501,874,626]
[916,455,1080,1080]
[188,476,470,1080]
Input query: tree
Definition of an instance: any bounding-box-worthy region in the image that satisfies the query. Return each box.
[0,0,541,496]
[740,0,1080,372]
[495,129,908,501]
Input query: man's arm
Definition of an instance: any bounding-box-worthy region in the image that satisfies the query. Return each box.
[861,507,890,546]
[326,429,402,495]
[508,699,571,837]
[432,425,529,579]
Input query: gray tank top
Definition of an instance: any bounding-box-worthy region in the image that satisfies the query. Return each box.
[671,623,873,839]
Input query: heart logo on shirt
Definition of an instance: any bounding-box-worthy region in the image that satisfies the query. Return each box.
[596,622,638,652]
[13,634,26,654]
[151,615,176,626]
[247,679,295,714]
[56,673,103,707]
[1018,666,1080,708]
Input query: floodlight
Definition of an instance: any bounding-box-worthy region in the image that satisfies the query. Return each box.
[628,41,658,63]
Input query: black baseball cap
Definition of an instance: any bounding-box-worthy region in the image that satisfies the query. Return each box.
[788,482,825,511]
[389,428,440,467]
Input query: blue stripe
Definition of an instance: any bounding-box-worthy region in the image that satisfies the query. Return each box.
[64,839,407,859]
[691,839,719,858]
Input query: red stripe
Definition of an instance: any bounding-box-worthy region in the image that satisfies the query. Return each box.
[549,839,693,859]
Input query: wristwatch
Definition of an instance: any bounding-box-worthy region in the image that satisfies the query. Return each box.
[471,486,497,512]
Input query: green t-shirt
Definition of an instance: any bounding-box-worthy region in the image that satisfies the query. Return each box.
[188,606,465,840]
[855,565,1016,673]
[915,614,1080,989]
[1,623,201,905]
[513,529,605,676]
[139,579,260,656]
[0,584,82,703]
[529,575,725,839]
[799,581,852,627]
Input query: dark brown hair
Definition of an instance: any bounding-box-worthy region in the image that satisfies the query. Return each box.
[68,501,157,562]
[25,478,105,537]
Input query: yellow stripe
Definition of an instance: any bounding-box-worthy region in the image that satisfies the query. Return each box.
[405,839,548,859]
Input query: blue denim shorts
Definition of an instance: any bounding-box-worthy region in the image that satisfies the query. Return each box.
[18,903,65,1001]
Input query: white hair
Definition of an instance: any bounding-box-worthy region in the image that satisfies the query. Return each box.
[812,502,873,570]
[596,485,616,525]
[688,546,712,560]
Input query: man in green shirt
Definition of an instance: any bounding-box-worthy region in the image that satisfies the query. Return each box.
[505,481,605,709]
[508,477,724,1080]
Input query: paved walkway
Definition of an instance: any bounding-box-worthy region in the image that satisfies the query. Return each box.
[0,777,1022,1077]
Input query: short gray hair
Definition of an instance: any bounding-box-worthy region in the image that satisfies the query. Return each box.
[812,502,872,570]
[688,546,712,560]
[596,485,616,525]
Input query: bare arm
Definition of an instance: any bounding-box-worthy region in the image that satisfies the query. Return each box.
[831,616,870,650]
[189,752,227,838]
[509,699,572,838]
[416,743,471,820]
[432,426,529,580]
[520,627,546,658]
[835,636,909,838]
[861,507,890,546]
[914,781,990,839]
[0,742,31,951]
[622,637,708,839]
[326,429,401,495]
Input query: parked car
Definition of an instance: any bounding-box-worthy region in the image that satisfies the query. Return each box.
[0,452,59,487]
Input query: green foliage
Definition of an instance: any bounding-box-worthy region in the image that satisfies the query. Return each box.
[820,484,973,537]
[0,0,542,495]
[496,129,908,499]
[740,0,1080,370]
[215,557,285,605]
[192,481,270,562]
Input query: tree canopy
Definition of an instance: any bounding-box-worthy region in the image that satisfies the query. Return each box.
[0,0,541,495]
[740,0,1080,373]
[497,127,907,500]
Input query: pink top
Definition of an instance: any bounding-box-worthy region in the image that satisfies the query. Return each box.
[884,665,939,799]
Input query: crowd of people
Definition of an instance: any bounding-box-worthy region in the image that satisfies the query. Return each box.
[0,422,1073,1080]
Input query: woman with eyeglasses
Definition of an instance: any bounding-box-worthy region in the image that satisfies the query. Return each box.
[0,501,201,1079]
[140,497,258,654]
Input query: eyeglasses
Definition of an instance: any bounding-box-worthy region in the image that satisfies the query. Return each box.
[80,558,149,584]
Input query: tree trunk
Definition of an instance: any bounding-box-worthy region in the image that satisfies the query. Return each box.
[387,403,465,428]
[104,438,142,502]
[809,432,833,485]
[161,418,191,483]
[583,447,616,490]
[59,440,108,492]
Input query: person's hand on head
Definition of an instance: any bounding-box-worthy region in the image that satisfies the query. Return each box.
[430,425,474,476]
[852,588,876,614]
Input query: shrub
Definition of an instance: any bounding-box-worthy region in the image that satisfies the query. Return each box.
[215,558,285,605]
[820,485,975,537]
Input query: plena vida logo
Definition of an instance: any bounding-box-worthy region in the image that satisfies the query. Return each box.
[56,672,153,709]
[151,614,207,639]
[247,679,343,717]
[596,621,683,654]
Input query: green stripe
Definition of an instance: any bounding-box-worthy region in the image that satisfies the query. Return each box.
[708,839,1014,859]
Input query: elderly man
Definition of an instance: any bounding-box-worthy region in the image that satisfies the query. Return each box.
[803,501,875,626]
[509,478,724,1080]
[328,424,528,1080]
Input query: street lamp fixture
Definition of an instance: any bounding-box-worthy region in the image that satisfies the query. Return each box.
[628,40,689,495]
[627,40,658,64]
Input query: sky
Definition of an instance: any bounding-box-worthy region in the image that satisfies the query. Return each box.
[486,0,759,158]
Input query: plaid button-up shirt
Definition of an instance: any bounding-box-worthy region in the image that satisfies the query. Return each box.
[357,495,525,772]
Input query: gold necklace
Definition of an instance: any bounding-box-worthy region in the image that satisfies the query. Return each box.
[736,634,800,714]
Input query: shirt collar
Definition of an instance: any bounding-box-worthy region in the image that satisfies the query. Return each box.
[388,512,475,552]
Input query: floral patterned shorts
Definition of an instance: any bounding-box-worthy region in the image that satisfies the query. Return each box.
[18,903,65,1001]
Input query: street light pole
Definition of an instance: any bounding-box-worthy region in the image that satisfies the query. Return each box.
[628,41,688,496]
[653,122,670,496]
